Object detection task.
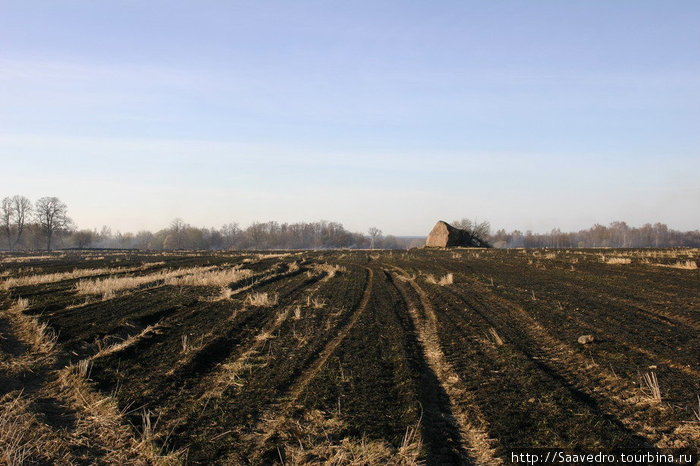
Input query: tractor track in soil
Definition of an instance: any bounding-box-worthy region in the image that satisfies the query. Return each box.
[151,262,371,463]
[448,264,700,397]
[89,266,323,415]
[0,294,164,464]
[411,276,656,452]
[281,267,374,403]
[388,266,502,465]
[437,276,699,449]
[162,264,343,412]
[403,253,699,398]
[245,267,374,460]
[467,257,699,360]
[2,249,697,464]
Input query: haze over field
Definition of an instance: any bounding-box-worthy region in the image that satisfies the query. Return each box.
[2,1,699,235]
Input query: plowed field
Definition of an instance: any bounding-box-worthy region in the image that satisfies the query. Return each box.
[1,249,698,464]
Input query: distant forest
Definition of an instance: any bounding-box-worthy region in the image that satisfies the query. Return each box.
[489,222,700,248]
[2,195,699,250]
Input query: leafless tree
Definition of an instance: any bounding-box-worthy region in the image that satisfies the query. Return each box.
[368,227,382,249]
[35,197,72,250]
[1,195,32,250]
[170,218,186,249]
[12,195,32,250]
[452,218,491,247]
[1,197,12,250]
[221,222,241,249]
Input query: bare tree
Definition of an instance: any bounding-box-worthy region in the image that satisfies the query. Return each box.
[452,218,491,247]
[221,222,241,249]
[1,197,12,250]
[11,195,31,250]
[170,218,186,249]
[35,197,72,250]
[1,195,32,250]
[368,227,382,249]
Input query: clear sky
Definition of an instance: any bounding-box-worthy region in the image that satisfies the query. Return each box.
[1,1,699,235]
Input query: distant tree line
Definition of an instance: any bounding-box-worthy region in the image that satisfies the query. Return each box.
[0,195,416,250]
[67,219,418,251]
[489,221,700,248]
[2,195,698,250]
[79,219,415,251]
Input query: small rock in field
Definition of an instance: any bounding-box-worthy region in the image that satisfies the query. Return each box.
[578,334,594,344]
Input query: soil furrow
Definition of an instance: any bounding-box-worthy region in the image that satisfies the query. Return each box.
[445,278,699,449]
[285,267,373,402]
[389,266,502,465]
[90,268,322,417]
[242,267,374,461]
[139,265,368,463]
[418,278,656,452]
[4,249,697,464]
[454,269,700,399]
[0,297,173,464]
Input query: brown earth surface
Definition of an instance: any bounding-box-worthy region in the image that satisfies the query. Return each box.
[1,248,698,464]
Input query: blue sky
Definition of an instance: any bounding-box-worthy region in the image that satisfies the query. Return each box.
[1,1,699,235]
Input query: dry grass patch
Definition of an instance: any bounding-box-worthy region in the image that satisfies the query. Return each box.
[76,358,93,378]
[306,295,327,309]
[635,249,699,260]
[181,334,190,354]
[0,254,64,264]
[164,266,253,287]
[321,429,423,465]
[641,371,662,403]
[0,298,57,373]
[165,266,254,301]
[257,253,293,259]
[0,391,68,465]
[603,256,632,265]
[245,292,279,307]
[75,265,219,299]
[486,327,504,346]
[425,273,454,286]
[254,331,274,343]
[206,262,300,301]
[651,260,698,270]
[93,324,161,360]
[314,263,347,281]
[395,272,418,282]
[293,305,302,320]
[287,260,301,272]
[270,410,424,465]
[2,266,142,290]
[54,365,182,464]
[219,287,233,300]
[215,353,258,391]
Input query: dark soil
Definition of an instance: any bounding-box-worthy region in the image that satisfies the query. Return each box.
[1,249,697,464]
